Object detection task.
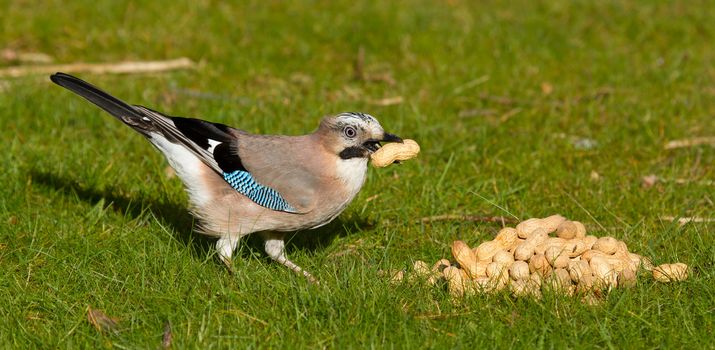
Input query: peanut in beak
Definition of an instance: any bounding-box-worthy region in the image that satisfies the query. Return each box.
[370,139,420,167]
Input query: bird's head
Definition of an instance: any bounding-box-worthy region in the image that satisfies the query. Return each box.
[318,112,403,159]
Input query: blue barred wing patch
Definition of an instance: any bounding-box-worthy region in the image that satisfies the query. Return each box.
[223,170,297,213]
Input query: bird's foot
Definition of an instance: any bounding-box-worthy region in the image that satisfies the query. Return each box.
[216,236,239,274]
[262,232,319,285]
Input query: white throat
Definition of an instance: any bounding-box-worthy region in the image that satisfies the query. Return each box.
[335,157,368,201]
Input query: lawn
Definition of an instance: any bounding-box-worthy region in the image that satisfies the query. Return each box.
[1,0,713,348]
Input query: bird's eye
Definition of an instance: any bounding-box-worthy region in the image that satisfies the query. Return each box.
[344,126,357,138]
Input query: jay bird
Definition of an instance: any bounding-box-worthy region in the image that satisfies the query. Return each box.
[50,72,403,283]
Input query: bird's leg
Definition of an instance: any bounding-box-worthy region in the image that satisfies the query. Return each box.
[216,235,240,274]
[261,232,318,284]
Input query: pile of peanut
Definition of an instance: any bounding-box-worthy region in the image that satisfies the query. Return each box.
[404,215,689,301]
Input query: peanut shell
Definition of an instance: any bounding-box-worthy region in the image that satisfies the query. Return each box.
[618,267,637,288]
[486,268,510,291]
[528,272,543,288]
[509,261,530,280]
[510,279,541,298]
[653,263,688,282]
[590,256,618,289]
[513,243,535,261]
[528,254,552,276]
[492,250,515,265]
[443,266,465,297]
[544,268,571,292]
[413,260,430,276]
[431,259,451,273]
[452,241,480,278]
[390,270,404,284]
[494,227,519,250]
[475,241,503,261]
[568,260,592,283]
[553,255,570,269]
[526,229,549,245]
[544,245,567,263]
[593,237,619,255]
[540,214,567,233]
[534,237,566,255]
[556,221,578,239]
[571,238,594,257]
[486,261,507,278]
[370,139,420,167]
[572,221,587,238]
[516,218,543,239]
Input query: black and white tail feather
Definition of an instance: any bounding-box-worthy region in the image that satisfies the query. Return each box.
[50,73,234,174]
[50,73,246,209]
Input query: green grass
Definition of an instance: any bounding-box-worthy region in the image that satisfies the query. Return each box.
[1,0,714,348]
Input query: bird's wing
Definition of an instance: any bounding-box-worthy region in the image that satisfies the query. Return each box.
[232,134,323,214]
[133,108,319,214]
[50,73,316,214]
[132,106,229,174]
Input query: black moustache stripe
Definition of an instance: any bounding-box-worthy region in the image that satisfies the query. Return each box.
[339,146,368,159]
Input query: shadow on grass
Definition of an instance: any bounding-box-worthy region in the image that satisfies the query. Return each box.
[30,169,373,264]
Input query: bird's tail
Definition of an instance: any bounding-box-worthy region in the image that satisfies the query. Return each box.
[50,72,227,176]
[50,72,156,135]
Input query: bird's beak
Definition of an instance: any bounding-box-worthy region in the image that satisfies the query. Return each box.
[362,132,403,153]
[381,133,403,143]
[363,133,402,153]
